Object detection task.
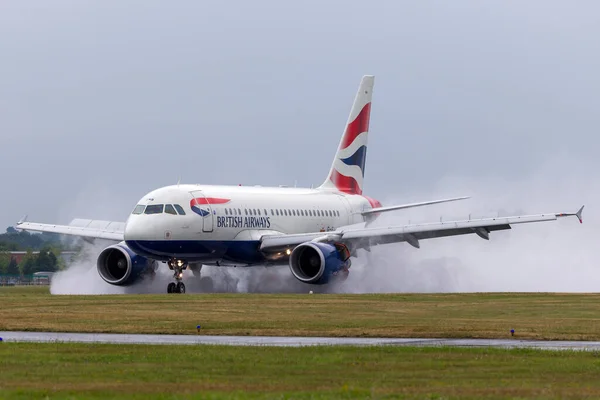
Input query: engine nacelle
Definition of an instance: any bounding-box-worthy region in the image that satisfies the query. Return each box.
[97,243,157,286]
[289,242,351,285]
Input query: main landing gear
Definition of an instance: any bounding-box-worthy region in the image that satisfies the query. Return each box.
[167,258,187,294]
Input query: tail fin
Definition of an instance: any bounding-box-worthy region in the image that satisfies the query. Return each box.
[319,75,374,195]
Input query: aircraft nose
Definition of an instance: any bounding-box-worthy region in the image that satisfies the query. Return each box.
[124,217,150,241]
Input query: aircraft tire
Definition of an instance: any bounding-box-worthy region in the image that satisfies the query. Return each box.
[167,282,176,293]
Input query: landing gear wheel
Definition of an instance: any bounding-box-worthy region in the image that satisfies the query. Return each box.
[167,282,176,293]
[167,258,188,294]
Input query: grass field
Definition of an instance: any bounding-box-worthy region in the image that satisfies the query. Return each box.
[2,286,600,340]
[1,342,600,399]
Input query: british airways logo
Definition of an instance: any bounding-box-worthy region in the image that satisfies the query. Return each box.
[190,197,230,218]
[190,197,272,228]
[192,207,211,217]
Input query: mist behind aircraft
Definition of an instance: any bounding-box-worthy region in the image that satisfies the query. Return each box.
[49,155,594,295]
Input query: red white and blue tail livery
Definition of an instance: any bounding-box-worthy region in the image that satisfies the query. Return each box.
[320,75,373,195]
[16,75,584,294]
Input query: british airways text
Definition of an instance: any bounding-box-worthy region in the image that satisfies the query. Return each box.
[216,216,271,229]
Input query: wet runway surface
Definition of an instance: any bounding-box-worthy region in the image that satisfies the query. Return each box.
[2,331,600,350]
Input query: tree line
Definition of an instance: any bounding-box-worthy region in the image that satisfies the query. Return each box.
[0,227,74,275]
[0,248,63,275]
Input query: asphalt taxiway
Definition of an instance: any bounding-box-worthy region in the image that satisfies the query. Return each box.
[2,331,600,350]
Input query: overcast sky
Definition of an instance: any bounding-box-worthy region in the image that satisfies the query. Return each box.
[1,0,599,229]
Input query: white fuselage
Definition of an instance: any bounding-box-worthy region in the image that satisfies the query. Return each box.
[123,184,377,265]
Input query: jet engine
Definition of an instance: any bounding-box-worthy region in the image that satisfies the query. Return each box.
[97,243,157,286]
[289,242,351,285]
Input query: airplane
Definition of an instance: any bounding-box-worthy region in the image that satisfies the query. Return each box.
[16,75,584,294]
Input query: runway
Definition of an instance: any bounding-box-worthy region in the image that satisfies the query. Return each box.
[2,331,600,350]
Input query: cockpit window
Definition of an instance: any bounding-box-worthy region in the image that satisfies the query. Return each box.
[173,204,186,215]
[132,205,146,215]
[165,204,177,215]
[144,204,164,214]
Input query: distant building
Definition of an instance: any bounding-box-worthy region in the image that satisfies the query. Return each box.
[32,271,55,285]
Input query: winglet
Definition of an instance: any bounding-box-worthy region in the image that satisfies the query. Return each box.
[576,205,584,223]
[556,205,584,223]
[16,215,28,225]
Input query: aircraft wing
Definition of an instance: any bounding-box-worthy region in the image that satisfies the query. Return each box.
[15,218,125,242]
[259,206,584,253]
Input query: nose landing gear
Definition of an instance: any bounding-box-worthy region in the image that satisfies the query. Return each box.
[167,258,187,294]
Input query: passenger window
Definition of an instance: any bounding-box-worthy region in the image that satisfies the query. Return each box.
[276,210,280,216]
[264,209,267,215]
[144,204,164,214]
[165,204,177,215]
[225,208,229,215]
[132,205,145,215]
[271,209,274,215]
[245,209,248,215]
[174,204,186,215]
[253,209,257,215]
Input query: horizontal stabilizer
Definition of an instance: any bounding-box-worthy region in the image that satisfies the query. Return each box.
[361,196,470,216]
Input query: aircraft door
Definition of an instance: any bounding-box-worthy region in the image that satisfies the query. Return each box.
[337,196,354,225]
[190,190,214,233]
